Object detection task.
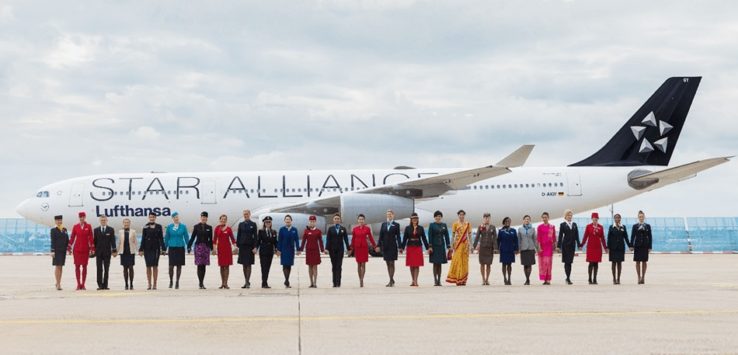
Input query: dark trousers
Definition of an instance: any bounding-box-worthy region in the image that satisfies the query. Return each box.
[260,251,273,285]
[96,254,111,288]
[329,249,344,286]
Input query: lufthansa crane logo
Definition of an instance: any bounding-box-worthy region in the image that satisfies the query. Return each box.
[41,203,49,212]
[631,111,672,154]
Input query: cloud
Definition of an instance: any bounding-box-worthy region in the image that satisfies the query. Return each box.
[131,126,161,140]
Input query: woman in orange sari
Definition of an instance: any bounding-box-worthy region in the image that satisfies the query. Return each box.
[446,210,471,286]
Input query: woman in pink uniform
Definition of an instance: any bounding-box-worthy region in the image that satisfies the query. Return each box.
[536,212,556,285]
[350,214,378,288]
[214,214,237,289]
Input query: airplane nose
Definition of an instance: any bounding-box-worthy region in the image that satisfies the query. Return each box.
[16,199,33,219]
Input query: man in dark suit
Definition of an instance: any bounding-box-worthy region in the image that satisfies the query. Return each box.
[325,213,350,287]
[378,209,403,287]
[93,215,117,290]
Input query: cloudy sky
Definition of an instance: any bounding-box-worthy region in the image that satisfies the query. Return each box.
[1,0,736,218]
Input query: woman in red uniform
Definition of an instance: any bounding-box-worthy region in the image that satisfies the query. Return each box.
[351,214,378,287]
[402,213,429,287]
[68,211,94,290]
[214,214,237,289]
[581,212,608,284]
[300,215,325,288]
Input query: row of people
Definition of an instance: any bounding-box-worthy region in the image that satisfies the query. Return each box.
[49,208,653,290]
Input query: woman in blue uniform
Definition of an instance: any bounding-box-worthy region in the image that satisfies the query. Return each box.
[632,210,653,284]
[427,211,451,286]
[165,212,188,289]
[607,213,631,285]
[277,215,300,288]
[50,215,69,290]
[497,217,519,285]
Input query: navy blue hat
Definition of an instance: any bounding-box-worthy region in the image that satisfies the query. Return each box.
[262,216,272,222]
[201,211,208,217]
[54,215,63,220]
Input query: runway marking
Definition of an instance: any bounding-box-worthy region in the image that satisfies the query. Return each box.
[2,309,738,325]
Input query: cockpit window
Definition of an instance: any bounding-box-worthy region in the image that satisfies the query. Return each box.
[36,191,50,198]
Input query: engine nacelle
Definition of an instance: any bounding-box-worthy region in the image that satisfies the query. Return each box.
[257,213,327,231]
[340,194,414,224]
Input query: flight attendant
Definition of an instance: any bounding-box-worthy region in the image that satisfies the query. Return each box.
[117,218,138,290]
[214,214,237,289]
[68,211,93,290]
[277,215,300,288]
[378,210,402,287]
[93,215,117,290]
[472,213,497,286]
[497,217,519,286]
[50,215,69,291]
[188,212,213,290]
[256,216,278,288]
[557,209,581,285]
[164,212,188,289]
[632,210,653,284]
[581,212,608,285]
[300,215,325,288]
[401,213,429,287]
[446,210,471,286]
[537,212,556,285]
[607,213,631,285]
[350,214,377,288]
[325,214,350,288]
[517,215,539,285]
[139,212,165,290]
[236,209,258,289]
[427,211,451,286]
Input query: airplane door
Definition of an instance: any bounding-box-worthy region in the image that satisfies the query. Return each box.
[566,173,582,196]
[201,180,217,204]
[69,183,84,207]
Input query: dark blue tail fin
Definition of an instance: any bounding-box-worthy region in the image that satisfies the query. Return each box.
[570,77,701,167]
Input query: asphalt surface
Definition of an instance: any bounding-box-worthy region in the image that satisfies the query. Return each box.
[1,254,737,354]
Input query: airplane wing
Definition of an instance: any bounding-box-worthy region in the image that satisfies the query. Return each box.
[629,156,732,189]
[263,145,534,215]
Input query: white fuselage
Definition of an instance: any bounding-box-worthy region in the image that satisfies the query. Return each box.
[16,166,653,230]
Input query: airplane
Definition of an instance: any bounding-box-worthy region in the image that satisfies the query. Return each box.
[15,77,732,232]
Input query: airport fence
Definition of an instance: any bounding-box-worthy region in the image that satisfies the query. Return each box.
[1,217,737,254]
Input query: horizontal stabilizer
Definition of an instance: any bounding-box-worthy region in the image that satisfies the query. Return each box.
[628,156,732,189]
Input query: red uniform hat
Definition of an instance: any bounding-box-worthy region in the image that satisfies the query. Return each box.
[78,212,86,218]
[591,212,599,219]
[308,215,317,221]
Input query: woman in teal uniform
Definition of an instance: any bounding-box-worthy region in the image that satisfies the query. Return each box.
[165,212,188,289]
[427,210,451,286]
[277,215,300,288]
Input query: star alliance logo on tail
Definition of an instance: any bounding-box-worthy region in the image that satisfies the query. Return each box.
[631,111,673,154]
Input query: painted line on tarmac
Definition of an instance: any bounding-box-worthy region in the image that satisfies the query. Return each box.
[1,309,738,325]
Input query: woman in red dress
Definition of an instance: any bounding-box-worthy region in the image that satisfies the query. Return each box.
[214,214,237,289]
[581,212,608,285]
[300,215,325,288]
[350,214,378,287]
[402,213,429,287]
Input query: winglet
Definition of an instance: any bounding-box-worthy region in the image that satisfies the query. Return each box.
[496,145,535,168]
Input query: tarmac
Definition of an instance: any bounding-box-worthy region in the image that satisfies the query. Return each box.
[1,254,737,355]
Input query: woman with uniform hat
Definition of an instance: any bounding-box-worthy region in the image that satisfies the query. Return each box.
[300,215,325,288]
[117,218,138,290]
[69,211,93,290]
[278,215,300,288]
[607,213,631,285]
[497,217,519,286]
[164,212,188,289]
[214,214,237,289]
[632,210,653,284]
[427,210,450,286]
[350,214,377,288]
[188,211,213,289]
[518,215,539,286]
[257,216,278,289]
[581,212,608,285]
[50,215,69,290]
[139,211,165,290]
[402,213,429,287]
[473,213,497,286]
